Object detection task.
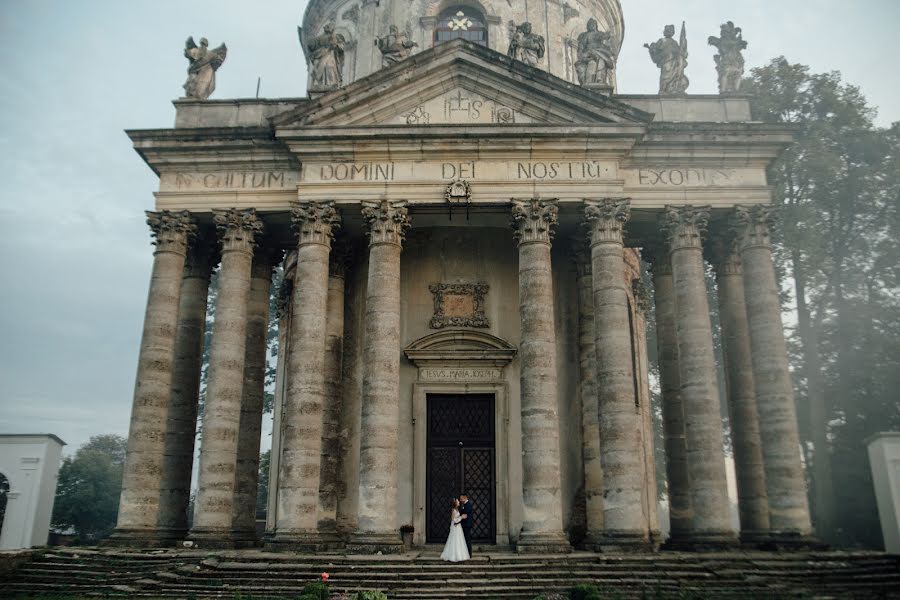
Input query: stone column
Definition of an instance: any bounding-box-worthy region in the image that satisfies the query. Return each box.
[319,242,350,537]
[111,210,196,546]
[732,205,813,540]
[350,200,410,552]
[231,246,278,543]
[157,235,216,541]
[511,198,570,553]
[190,208,263,547]
[646,244,694,546]
[663,205,736,547]
[271,202,342,550]
[711,238,771,543]
[583,199,649,550]
[572,244,604,547]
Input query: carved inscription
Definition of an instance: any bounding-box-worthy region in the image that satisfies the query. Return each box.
[169,171,297,190]
[419,368,501,382]
[636,168,731,186]
[305,160,613,184]
[319,163,395,181]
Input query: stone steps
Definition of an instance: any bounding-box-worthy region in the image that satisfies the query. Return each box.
[5,548,899,600]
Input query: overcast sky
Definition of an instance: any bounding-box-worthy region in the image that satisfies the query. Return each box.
[1,0,898,456]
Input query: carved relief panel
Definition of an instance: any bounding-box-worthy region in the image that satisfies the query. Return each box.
[429,282,490,329]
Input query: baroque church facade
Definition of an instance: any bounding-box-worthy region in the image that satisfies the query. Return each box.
[112,0,814,552]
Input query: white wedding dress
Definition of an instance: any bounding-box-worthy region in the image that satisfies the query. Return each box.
[440,509,470,562]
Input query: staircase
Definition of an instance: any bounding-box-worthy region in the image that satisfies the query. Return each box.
[4,548,900,599]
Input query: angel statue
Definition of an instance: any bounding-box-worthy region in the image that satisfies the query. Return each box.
[507,22,545,67]
[575,18,616,88]
[183,37,227,100]
[376,25,418,68]
[306,23,345,92]
[644,23,689,95]
[708,21,748,93]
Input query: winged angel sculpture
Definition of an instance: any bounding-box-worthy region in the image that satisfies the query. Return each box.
[183,36,228,100]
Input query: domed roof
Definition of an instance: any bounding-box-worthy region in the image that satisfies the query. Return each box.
[300,0,624,89]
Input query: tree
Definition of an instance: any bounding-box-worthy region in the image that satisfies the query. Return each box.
[744,58,900,547]
[257,449,271,520]
[51,435,127,542]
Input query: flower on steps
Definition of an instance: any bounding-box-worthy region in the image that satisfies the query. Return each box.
[321,572,330,582]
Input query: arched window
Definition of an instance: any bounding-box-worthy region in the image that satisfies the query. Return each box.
[434,5,488,47]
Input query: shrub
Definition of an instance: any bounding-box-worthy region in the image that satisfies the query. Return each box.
[300,581,331,600]
[570,583,602,600]
[352,592,388,600]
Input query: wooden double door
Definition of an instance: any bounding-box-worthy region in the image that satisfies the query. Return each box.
[425,394,496,544]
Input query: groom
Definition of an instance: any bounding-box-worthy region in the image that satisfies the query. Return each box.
[458,493,473,556]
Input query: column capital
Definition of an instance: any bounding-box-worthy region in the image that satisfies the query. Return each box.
[583,198,630,246]
[643,241,673,276]
[361,199,411,247]
[708,235,742,277]
[146,210,196,255]
[291,201,342,248]
[213,208,264,254]
[731,205,777,252]
[663,205,710,252]
[511,198,559,245]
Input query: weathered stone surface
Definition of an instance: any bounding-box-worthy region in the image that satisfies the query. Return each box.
[351,200,410,552]
[711,237,770,541]
[645,23,689,94]
[183,37,227,100]
[708,22,747,94]
[510,198,569,553]
[158,236,216,539]
[190,208,263,547]
[663,206,736,547]
[271,202,341,549]
[112,210,195,546]
[508,22,545,67]
[583,199,649,549]
[732,206,813,538]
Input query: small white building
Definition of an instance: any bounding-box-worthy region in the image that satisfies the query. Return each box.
[0,434,65,550]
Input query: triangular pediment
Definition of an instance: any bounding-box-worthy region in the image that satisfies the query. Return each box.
[272,39,653,128]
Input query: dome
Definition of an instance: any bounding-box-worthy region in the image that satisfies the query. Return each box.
[300,0,624,89]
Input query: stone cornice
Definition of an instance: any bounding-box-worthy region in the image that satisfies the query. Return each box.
[511,198,559,246]
[146,210,196,255]
[663,205,710,252]
[213,208,264,254]
[361,199,411,247]
[583,198,630,246]
[291,201,342,249]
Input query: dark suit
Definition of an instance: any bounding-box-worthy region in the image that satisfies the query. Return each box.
[459,499,473,555]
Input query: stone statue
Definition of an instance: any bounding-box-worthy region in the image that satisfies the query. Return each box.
[644,23,689,95]
[182,37,227,100]
[507,22,545,67]
[708,21,747,93]
[306,23,345,92]
[376,25,418,68]
[575,18,615,88]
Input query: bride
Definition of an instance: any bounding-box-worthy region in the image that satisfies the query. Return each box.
[440,499,470,562]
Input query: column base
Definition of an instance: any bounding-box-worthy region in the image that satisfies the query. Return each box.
[104,528,184,548]
[187,527,259,549]
[517,531,572,554]
[264,530,344,552]
[756,531,824,551]
[588,530,654,553]
[346,531,405,554]
[663,530,739,551]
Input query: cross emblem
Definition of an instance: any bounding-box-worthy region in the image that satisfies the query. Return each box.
[449,11,473,31]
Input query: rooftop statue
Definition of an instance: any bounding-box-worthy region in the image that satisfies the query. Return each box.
[507,22,545,67]
[644,23,689,95]
[708,21,747,93]
[182,37,227,100]
[376,25,418,68]
[307,23,345,92]
[575,18,615,88]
